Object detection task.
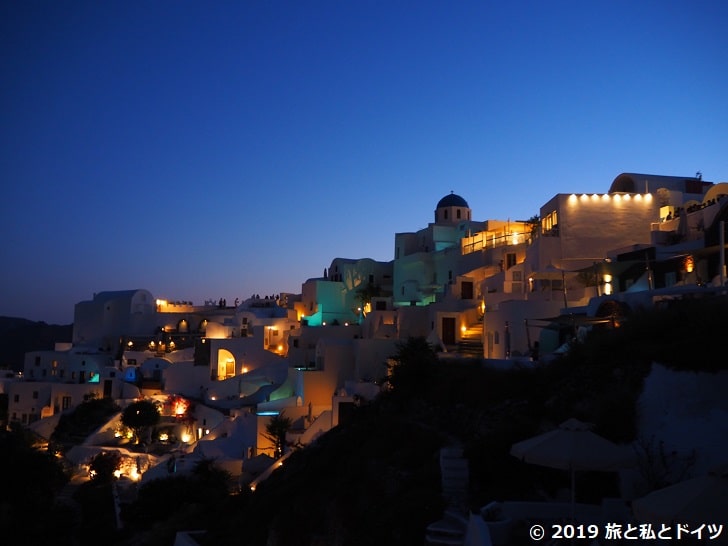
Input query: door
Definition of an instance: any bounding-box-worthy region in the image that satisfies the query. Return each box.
[442,317,456,345]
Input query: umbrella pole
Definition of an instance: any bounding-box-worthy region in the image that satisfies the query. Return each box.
[570,466,575,523]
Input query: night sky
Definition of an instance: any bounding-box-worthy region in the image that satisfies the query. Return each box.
[2,1,727,324]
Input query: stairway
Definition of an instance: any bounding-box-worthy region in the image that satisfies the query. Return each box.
[457,323,483,358]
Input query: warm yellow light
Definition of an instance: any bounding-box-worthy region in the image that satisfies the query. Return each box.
[344,322,349,326]
[322,321,326,326]
[181,432,191,443]
[250,484,256,492]
[635,194,643,201]
[591,194,599,201]
[159,432,169,442]
[205,429,210,435]
[461,325,467,333]
[113,470,122,478]
[511,232,519,245]
[277,344,283,351]
[685,256,695,273]
[580,193,588,201]
[242,367,248,374]
[624,194,631,201]
[602,194,610,201]
[127,341,133,347]
[603,274,612,283]
[156,299,167,306]
[569,194,577,203]
[169,341,175,348]
[614,194,622,202]
[645,193,653,201]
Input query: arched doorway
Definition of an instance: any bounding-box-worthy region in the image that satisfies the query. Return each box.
[217,348,236,380]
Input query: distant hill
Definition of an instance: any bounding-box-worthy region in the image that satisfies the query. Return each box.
[0,317,73,372]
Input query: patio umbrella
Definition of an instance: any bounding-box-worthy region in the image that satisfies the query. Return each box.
[510,418,633,518]
[632,465,728,527]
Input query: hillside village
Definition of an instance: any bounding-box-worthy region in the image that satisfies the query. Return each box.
[2,172,728,545]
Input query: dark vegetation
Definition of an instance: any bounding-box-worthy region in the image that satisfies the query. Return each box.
[50,396,120,454]
[0,316,72,371]
[117,459,233,545]
[121,399,161,444]
[0,424,69,545]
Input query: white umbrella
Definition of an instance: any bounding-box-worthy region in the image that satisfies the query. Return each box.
[632,465,728,526]
[510,418,633,518]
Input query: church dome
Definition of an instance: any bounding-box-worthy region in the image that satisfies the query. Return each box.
[436,192,469,209]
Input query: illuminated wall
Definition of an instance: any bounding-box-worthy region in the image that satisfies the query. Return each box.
[539,193,659,270]
[300,279,351,326]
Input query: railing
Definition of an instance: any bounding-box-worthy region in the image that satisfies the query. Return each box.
[462,231,532,255]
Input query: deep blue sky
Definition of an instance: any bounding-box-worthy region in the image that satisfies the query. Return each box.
[2,1,727,324]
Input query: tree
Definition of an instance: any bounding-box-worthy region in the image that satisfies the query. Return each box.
[121,400,160,444]
[264,412,292,459]
[355,282,381,309]
[386,337,439,399]
[89,450,122,483]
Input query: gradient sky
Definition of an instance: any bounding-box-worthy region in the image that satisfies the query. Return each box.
[2,1,727,324]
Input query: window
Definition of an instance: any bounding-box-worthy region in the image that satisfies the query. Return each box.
[13,394,19,403]
[457,209,461,219]
[506,253,517,270]
[444,209,448,220]
[541,210,559,236]
[62,396,71,410]
[33,391,38,399]
[35,356,41,366]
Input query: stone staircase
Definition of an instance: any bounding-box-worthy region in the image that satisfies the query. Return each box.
[457,322,483,358]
